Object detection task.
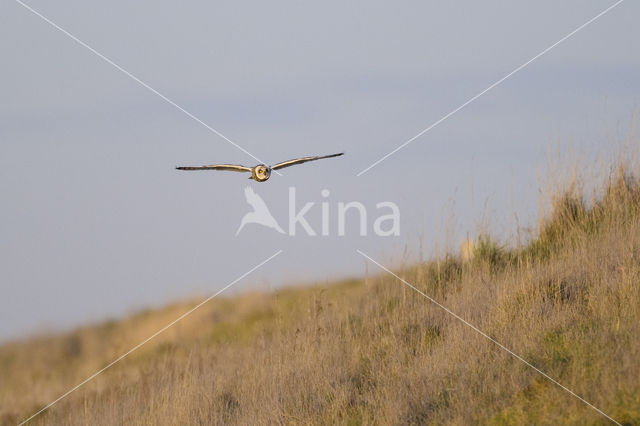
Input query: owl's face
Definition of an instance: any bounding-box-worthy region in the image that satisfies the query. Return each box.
[254,165,271,181]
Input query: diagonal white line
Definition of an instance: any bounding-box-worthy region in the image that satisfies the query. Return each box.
[12,0,283,176]
[356,0,626,177]
[18,249,283,425]
[356,249,621,425]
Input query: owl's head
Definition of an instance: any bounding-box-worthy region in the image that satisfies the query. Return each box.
[253,164,271,182]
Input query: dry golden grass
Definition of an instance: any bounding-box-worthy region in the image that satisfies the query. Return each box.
[1,161,640,425]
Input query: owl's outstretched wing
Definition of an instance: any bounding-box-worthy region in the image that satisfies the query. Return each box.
[271,153,344,170]
[176,164,251,172]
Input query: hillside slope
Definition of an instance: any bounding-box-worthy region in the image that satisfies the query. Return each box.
[1,166,639,425]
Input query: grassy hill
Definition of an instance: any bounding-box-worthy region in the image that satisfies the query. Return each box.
[1,163,639,425]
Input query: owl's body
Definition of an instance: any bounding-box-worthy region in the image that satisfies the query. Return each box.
[250,165,271,182]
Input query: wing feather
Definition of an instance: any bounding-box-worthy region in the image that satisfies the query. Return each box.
[271,153,344,170]
[176,164,251,172]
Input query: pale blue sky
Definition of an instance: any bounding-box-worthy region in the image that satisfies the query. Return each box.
[1,0,639,341]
